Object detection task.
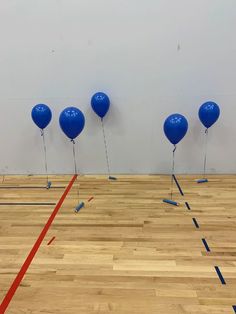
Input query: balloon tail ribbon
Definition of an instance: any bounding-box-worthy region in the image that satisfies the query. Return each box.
[101,118,111,177]
[41,129,50,189]
[71,139,80,206]
[170,145,176,200]
[203,128,208,179]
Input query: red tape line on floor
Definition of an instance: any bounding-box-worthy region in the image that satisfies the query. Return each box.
[0,174,77,313]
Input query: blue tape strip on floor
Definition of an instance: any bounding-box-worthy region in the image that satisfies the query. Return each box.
[232,305,236,313]
[185,202,191,210]
[172,175,184,196]
[202,238,211,252]
[215,266,226,285]
[192,218,199,228]
[163,199,178,206]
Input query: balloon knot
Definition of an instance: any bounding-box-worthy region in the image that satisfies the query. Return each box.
[40,129,44,136]
[71,139,75,144]
[205,128,208,134]
[173,145,177,153]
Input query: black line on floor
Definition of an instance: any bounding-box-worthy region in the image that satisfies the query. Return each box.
[202,238,211,252]
[215,266,226,285]
[172,175,184,196]
[192,218,199,228]
[232,305,236,313]
[185,202,191,210]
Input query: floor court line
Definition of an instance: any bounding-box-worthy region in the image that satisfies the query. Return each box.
[214,266,226,285]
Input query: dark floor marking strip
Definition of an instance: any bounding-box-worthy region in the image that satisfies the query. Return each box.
[192,218,199,228]
[215,266,226,285]
[0,202,56,206]
[47,236,56,245]
[88,196,94,202]
[172,175,184,196]
[185,202,191,210]
[232,305,236,313]
[0,174,77,314]
[202,238,211,252]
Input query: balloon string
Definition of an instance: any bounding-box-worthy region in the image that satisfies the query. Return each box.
[71,140,80,203]
[170,145,176,200]
[101,118,111,176]
[41,129,49,186]
[203,128,208,179]
[71,140,78,175]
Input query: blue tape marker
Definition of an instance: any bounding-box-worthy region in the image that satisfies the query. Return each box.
[172,175,184,196]
[109,176,117,180]
[202,238,211,252]
[192,218,199,228]
[197,179,208,183]
[232,305,236,313]
[75,202,84,213]
[163,199,179,206]
[215,266,226,285]
[46,181,52,189]
[185,202,191,210]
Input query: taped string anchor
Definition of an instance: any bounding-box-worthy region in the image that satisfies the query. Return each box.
[46,181,52,189]
[197,178,208,183]
[163,199,179,206]
[109,176,117,180]
[75,202,84,213]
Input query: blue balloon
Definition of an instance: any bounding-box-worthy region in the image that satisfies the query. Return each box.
[199,101,220,129]
[91,92,110,118]
[31,104,52,129]
[59,107,85,140]
[164,114,188,145]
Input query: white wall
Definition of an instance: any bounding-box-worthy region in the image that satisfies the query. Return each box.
[0,0,235,174]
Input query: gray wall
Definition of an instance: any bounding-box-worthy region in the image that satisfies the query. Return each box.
[0,0,235,174]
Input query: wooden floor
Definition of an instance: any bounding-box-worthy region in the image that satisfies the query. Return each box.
[0,175,236,313]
